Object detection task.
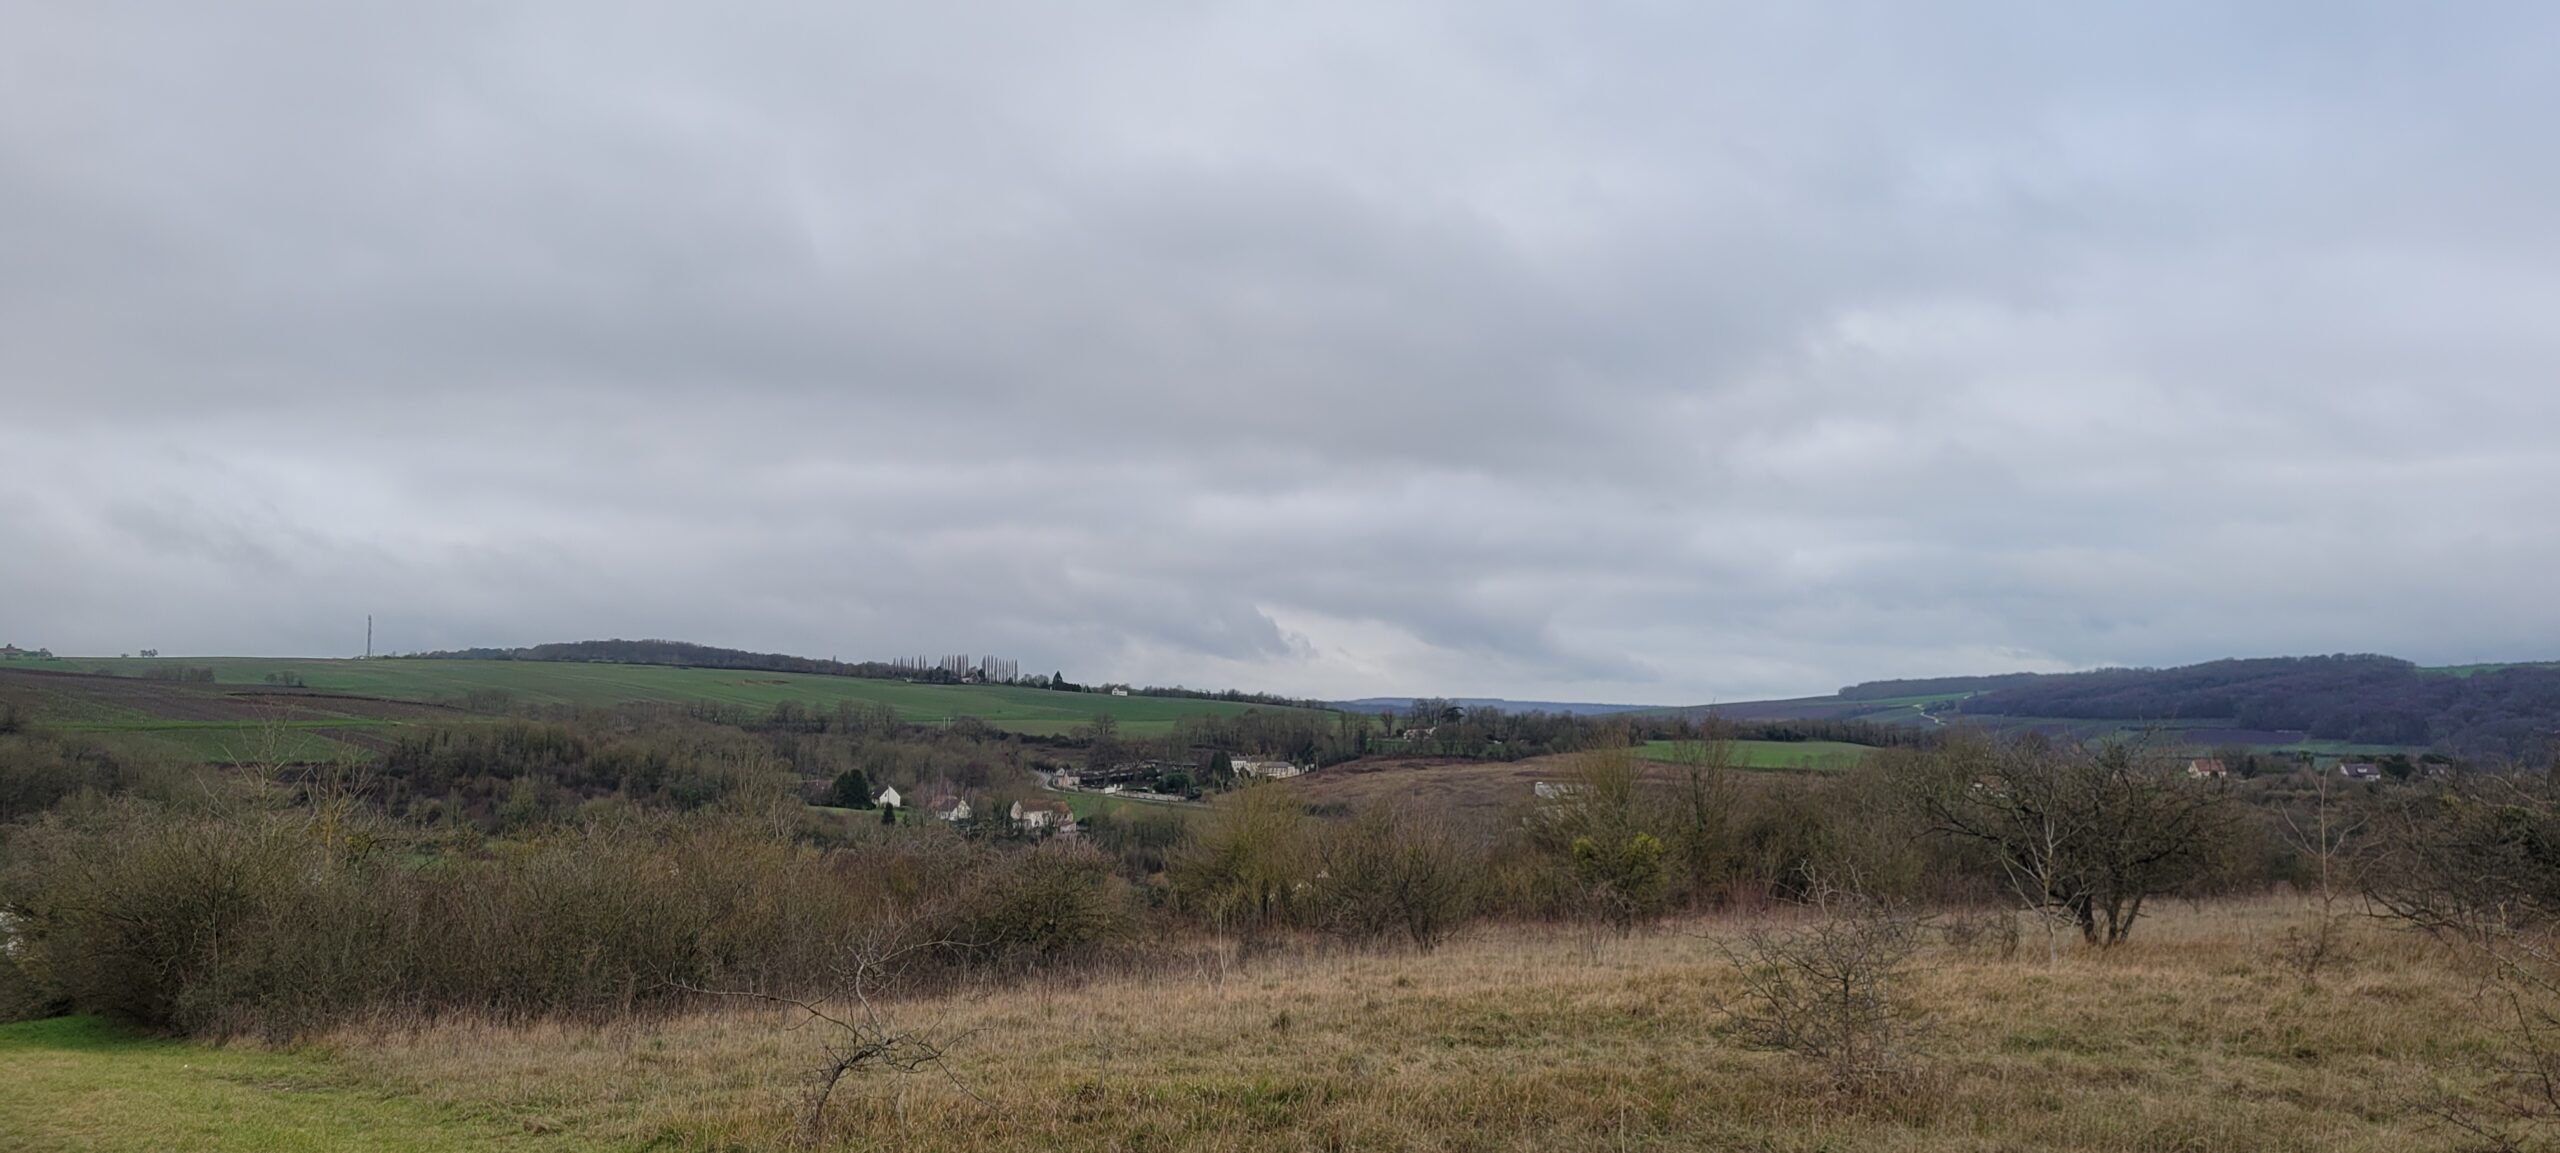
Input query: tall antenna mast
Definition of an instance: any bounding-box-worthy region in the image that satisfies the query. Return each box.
[366,615,373,660]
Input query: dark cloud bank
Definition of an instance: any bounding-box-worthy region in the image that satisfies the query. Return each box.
[7,3,2558,702]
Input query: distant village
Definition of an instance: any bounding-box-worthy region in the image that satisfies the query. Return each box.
[804,751,1309,841]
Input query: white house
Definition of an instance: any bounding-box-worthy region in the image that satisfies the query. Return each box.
[1234,758,1306,780]
[2185,758,2229,779]
[1011,799,1075,832]
[1109,687,1130,697]
[924,792,971,822]
[1532,781,1582,801]
[874,785,903,809]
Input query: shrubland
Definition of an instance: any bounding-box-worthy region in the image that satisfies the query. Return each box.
[8,700,2560,1148]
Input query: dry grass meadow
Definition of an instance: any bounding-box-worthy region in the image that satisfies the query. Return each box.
[294,898,2512,1152]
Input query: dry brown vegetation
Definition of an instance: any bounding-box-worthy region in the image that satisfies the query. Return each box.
[318,898,2505,1152]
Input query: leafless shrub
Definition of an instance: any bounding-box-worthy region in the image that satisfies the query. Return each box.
[2402,929,2560,1153]
[1718,871,1931,1089]
[676,918,977,1146]
[1938,906,2019,961]
[2366,773,2560,1147]
[1536,747,1668,933]
[2276,766,2368,986]
[1168,780,1311,944]
[1310,801,1476,952]
[929,839,1132,972]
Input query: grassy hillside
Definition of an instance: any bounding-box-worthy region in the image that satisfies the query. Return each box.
[0,901,2499,1151]
[1649,691,1967,726]
[0,657,1326,760]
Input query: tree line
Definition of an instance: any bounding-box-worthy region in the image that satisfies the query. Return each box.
[1954,653,2560,758]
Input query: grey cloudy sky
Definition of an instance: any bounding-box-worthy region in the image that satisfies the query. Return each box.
[7,2,2558,703]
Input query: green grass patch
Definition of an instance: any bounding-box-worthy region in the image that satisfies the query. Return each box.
[0,1016,570,1152]
[2420,660,2560,678]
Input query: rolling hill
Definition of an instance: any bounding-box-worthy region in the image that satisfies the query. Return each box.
[1676,654,2560,761]
[0,655,1329,762]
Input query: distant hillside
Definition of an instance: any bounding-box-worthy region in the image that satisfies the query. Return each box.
[1837,674,2041,700]
[1954,654,2560,758]
[415,638,942,680]
[1690,653,2560,763]
[414,639,1332,712]
[1329,697,1659,717]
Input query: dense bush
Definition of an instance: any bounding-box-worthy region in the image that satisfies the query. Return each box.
[0,733,194,822]
[930,841,1134,970]
[376,715,798,828]
[0,799,1145,1037]
[1308,804,1476,950]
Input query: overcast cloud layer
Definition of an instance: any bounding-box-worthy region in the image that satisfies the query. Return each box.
[7,2,2559,703]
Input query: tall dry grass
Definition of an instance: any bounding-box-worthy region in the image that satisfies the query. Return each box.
[326,897,2506,1151]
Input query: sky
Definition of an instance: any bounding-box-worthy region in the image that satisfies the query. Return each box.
[6,2,2559,705]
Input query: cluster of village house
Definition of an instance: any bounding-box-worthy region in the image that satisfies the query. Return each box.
[1053,757,1306,795]
[2185,757,2391,781]
[857,756,1310,835]
[865,785,1079,834]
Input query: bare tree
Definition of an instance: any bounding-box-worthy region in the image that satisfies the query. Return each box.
[1903,733,2231,949]
[2276,761,2368,985]
[1662,727,1739,905]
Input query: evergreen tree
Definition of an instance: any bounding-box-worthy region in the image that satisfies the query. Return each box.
[829,769,876,810]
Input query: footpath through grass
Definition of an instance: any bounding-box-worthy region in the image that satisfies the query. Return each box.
[0,1016,574,1153]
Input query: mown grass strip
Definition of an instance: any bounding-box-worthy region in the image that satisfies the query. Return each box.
[0,1016,576,1153]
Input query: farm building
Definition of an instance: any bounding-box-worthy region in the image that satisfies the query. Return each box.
[2338,762,2382,781]
[2186,758,2228,779]
[1233,758,1305,780]
[874,785,903,809]
[923,792,971,822]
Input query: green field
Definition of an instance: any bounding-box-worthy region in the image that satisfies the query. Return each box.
[2422,660,2560,678]
[4,657,1320,743]
[0,656,1329,764]
[0,1017,564,1153]
[1636,738,1876,771]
